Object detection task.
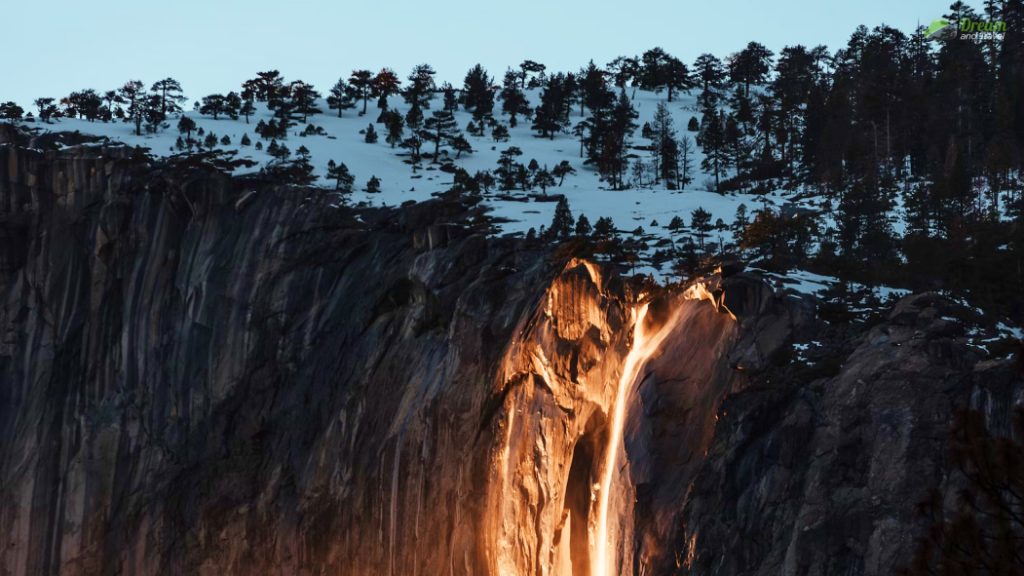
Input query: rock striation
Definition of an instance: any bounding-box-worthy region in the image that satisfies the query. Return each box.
[1,131,1020,575]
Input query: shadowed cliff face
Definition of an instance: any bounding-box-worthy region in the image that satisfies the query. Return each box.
[0,133,730,576]
[1,132,1021,576]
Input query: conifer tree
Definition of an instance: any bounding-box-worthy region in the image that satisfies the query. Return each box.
[451,135,473,158]
[698,105,729,191]
[403,64,437,109]
[245,70,285,102]
[519,60,546,88]
[463,64,494,119]
[372,68,401,111]
[150,78,186,118]
[500,69,530,127]
[729,42,774,96]
[177,115,197,145]
[118,81,146,134]
[200,94,227,119]
[383,111,404,148]
[533,166,556,195]
[575,214,592,235]
[0,102,24,120]
[326,159,355,192]
[690,207,713,251]
[692,53,726,93]
[652,101,679,188]
[442,83,458,112]
[224,91,242,120]
[532,73,570,138]
[349,69,374,114]
[240,97,256,124]
[679,134,694,188]
[594,216,616,238]
[496,146,524,190]
[552,160,576,186]
[327,78,355,117]
[289,81,321,122]
[549,196,574,238]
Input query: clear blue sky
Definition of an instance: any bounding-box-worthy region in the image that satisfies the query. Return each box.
[3,0,959,107]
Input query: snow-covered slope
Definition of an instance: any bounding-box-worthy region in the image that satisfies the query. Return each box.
[25,88,805,277]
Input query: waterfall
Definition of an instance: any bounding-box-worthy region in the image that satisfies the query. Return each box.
[592,301,683,576]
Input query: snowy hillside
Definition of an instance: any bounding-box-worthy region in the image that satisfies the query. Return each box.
[22,88,811,278]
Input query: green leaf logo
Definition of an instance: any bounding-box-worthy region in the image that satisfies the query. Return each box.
[925,18,951,37]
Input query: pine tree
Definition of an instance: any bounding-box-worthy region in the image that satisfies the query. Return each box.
[328,78,355,117]
[732,204,750,239]
[442,83,458,111]
[224,91,242,120]
[463,64,494,115]
[729,41,774,96]
[401,134,424,171]
[652,101,679,188]
[372,68,402,111]
[403,64,437,109]
[240,97,255,124]
[533,166,556,195]
[200,94,227,119]
[383,111,404,148]
[679,134,694,187]
[364,123,378,143]
[405,103,423,130]
[607,56,640,91]
[532,73,570,138]
[289,81,321,122]
[326,159,355,192]
[575,214,593,235]
[496,146,524,190]
[349,69,374,115]
[585,91,638,188]
[491,123,510,142]
[451,135,473,158]
[150,78,186,118]
[553,160,576,186]
[594,216,616,238]
[698,104,729,192]
[519,60,547,88]
[579,60,614,114]
[420,109,460,161]
[692,53,726,93]
[0,102,24,120]
[245,70,285,102]
[500,69,530,126]
[665,56,692,102]
[177,115,196,145]
[366,175,381,193]
[101,90,122,120]
[690,207,713,251]
[549,197,574,238]
[118,81,146,134]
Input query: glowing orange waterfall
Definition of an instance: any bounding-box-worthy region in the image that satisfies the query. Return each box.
[592,301,681,576]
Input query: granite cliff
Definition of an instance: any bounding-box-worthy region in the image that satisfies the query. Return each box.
[1,129,1020,575]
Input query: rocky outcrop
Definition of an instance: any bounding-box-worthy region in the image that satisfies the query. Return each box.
[1,132,1020,576]
[679,293,1023,576]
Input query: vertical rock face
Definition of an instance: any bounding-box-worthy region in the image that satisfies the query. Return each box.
[1,134,1021,576]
